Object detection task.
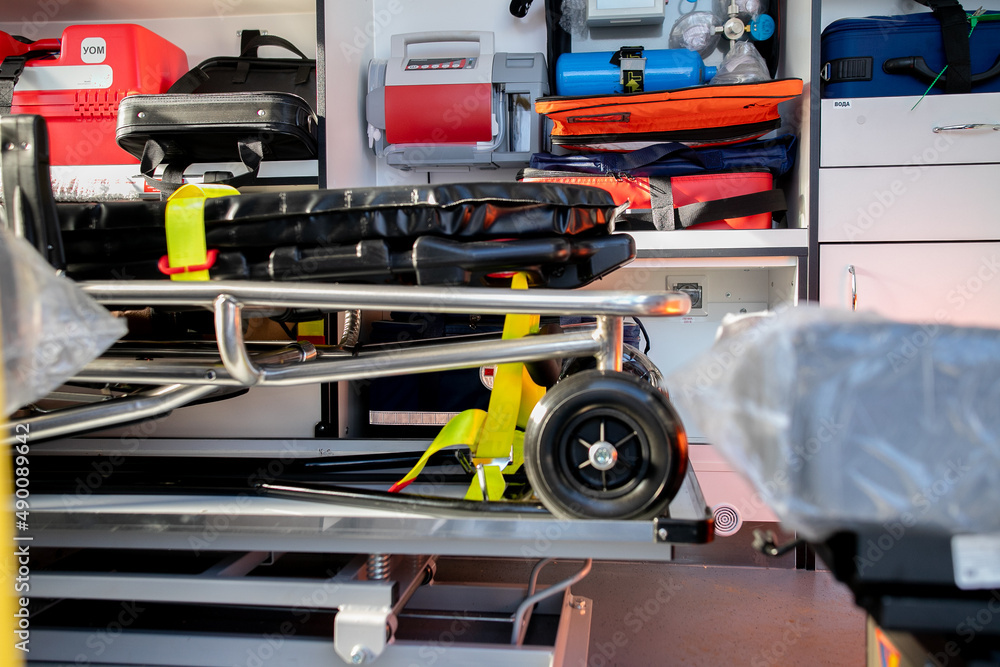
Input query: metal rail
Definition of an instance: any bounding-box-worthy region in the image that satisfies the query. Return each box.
[4,384,217,446]
[10,281,689,441]
[80,280,690,316]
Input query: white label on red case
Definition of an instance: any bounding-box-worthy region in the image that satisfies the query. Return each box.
[15,65,113,91]
[952,534,1000,590]
[81,37,107,63]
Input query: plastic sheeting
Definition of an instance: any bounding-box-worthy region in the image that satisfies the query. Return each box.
[710,42,771,85]
[0,228,126,417]
[667,307,1000,541]
[669,12,721,59]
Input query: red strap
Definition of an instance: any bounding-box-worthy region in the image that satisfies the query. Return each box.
[158,248,219,276]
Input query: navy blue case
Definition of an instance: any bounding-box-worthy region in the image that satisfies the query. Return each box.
[821,11,1000,99]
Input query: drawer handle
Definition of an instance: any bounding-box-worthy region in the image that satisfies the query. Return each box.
[932,123,1000,133]
[848,264,857,312]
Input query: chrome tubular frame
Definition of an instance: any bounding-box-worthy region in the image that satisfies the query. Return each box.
[5,280,690,443]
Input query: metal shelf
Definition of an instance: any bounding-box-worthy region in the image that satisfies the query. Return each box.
[631,228,809,256]
[30,469,712,561]
[0,0,316,21]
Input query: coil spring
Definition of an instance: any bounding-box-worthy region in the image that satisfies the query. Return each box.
[367,553,391,580]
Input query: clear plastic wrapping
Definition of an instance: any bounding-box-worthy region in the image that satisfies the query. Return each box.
[0,227,126,417]
[668,12,722,59]
[0,163,148,203]
[559,0,589,36]
[710,41,770,85]
[667,307,1000,541]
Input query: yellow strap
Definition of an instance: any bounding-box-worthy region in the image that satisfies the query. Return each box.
[392,272,545,501]
[164,183,239,281]
[508,429,525,474]
[464,465,508,502]
[388,409,487,492]
[476,273,540,460]
[297,320,324,338]
[518,365,546,430]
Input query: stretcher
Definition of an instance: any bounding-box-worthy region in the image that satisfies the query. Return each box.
[671,308,1000,660]
[2,114,704,523]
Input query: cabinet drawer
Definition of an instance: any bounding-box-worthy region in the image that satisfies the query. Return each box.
[818,165,1000,242]
[821,94,1000,167]
[819,242,1000,328]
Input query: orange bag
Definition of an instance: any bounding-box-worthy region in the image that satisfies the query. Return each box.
[518,169,783,230]
[535,79,804,151]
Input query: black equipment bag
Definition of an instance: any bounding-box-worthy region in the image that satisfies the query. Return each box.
[114,32,318,196]
[115,92,318,191]
[167,31,317,110]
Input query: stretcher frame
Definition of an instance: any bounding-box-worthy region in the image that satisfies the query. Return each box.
[3,112,699,524]
[6,279,690,444]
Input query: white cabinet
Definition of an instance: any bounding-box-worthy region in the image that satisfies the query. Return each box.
[815,1,1000,326]
[819,242,1000,329]
[818,164,1000,243]
[820,93,1000,168]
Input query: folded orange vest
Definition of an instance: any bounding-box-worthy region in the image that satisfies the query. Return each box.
[535,79,804,150]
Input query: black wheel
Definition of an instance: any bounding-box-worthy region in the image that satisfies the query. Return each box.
[523,370,688,520]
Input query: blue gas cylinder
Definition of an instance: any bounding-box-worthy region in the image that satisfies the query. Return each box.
[555,48,717,96]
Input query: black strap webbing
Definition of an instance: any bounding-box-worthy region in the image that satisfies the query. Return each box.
[927,0,972,94]
[595,143,704,174]
[0,56,30,115]
[140,137,263,199]
[675,189,788,229]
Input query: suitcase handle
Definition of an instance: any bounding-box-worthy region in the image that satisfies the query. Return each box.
[883,54,1000,88]
[391,31,495,60]
[239,33,310,60]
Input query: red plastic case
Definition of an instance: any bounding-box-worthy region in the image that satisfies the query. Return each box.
[8,24,187,165]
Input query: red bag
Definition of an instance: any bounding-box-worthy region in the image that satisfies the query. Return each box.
[2,25,187,165]
[518,169,783,230]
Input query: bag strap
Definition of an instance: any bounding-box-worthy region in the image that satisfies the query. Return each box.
[675,189,788,229]
[239,31,310,60]
[0,46,59,114]
[166,67,209,94]
[543,0,571,95]
[0,56,26,115]
[168,32,313,93]
[594,143,706,174]
[925,0,972,94]
[139,137,264,199]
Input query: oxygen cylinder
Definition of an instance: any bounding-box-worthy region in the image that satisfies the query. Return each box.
[555,48,717,96]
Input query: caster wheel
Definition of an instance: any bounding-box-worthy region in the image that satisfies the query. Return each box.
[523,370,688,520]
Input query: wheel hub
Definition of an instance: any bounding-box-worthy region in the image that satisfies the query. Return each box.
[588,441,618,471]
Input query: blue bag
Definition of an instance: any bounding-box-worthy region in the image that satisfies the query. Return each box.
[821,10,1000,99]
[528,135,796,178]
